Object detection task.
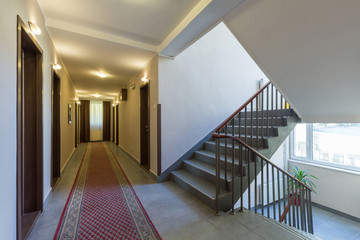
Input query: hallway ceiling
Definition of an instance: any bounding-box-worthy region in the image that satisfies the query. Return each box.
[37,0,244,99]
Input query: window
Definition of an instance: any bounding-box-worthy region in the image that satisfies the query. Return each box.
[290,123,360,170]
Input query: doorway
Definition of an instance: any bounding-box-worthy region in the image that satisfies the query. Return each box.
[115,104,119,145]
[112,106,115,143]
[17,16,43,240]
[52,71,61,188]
[140,84,150,170]
[75,102,78,147]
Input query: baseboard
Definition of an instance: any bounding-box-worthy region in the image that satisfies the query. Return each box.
[117,144,140,165]
[61,147,76,174]
[43,188,52,209]
[157,130,214,183]
[149,170,158,182]
[312,202,360,223]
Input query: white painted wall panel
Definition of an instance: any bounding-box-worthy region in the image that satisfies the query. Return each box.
[159,22,268,172]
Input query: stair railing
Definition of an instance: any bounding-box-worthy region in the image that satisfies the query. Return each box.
[212,82,314,234]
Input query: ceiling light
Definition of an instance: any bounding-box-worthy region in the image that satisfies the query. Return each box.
[28,21,41,35]
[93,94,101,98]
[53,64,62,70]
[96,72,108,78]
[141,77,149,83]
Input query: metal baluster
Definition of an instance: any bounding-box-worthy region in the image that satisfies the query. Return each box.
[261,158,264,215]
[254,154,257,213]
[287,175,292,226]
[271,84,274,127]
[248,148,251,210]
[292,180,296,227]
[277,169,281,221]
[225,125,228,182]
[275,88,279,126]
[240,145,243,212]
[267,86,269,136]
[256,96,259,148]
[295,182,300,229]
[308,190,314,234]
[300,185,305,231]
[283,172,287,224]
[261,91,264,138]
[272,166,276,220]
[251,101,253,147]
[215,137,220,215]
[245,107,247,144]
[231,139,235,215]
[267,161,270,218]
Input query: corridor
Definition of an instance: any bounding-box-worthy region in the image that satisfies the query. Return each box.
[28,142,314,240]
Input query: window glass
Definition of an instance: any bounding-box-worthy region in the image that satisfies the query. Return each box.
[312,123,360,168]
[293,124,307,158]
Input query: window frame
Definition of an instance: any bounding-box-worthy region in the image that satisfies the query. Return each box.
[290,123,360,173]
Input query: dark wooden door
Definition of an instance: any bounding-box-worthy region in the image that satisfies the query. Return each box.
[17,16,43,240]
[75,102,78,147]
[112,106,115,143]
[116,105,119,145]
[52,71,61,188]
[140,84,150,170]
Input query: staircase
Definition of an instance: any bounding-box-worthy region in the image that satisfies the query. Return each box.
[171,82,315,234]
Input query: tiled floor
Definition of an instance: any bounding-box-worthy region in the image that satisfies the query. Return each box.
[28,142,358,240]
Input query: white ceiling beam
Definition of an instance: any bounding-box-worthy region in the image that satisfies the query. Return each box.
[158,0,212,52]
[46,18,158,52]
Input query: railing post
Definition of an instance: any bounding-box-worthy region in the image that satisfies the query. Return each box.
[231,139,235,215]
[215,136,220,215]
[240,144,243,212]
[308,190,314,234]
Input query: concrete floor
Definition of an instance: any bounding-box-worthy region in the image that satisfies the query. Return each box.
[29,142,322,240]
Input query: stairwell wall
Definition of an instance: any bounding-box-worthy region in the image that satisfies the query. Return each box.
[0,0,76,237]
[158,22,268,173]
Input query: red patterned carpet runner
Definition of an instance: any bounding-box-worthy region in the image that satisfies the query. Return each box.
[54,142,161,240]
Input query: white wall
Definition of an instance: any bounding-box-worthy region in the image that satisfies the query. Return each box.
[224,0,360,122]
[159,22,268,172]
[289,160,360,219]
[0,0,75,237]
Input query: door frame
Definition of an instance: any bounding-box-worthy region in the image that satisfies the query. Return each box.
[51,70,61,188]
[116,104,119,145]
[16,15,43,240]
[140,83,150,170]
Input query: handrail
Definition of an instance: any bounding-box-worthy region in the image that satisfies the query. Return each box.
[212,133,312,192]
[211,81,313,234]
[213,81,271,133]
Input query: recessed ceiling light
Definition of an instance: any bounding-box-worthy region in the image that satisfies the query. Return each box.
[96,72,108,78]
[93,94,101,98]
[28,21,41,35]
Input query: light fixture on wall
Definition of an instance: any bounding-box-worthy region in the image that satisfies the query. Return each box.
[93,94,101,98]
[77,101,81,105]
[141,77,149,83]
[53,64,62,70]
[75,97,79,101]
[96,72,108,78]
[28,21,41,35]
[112,103,115,107]
[116,101,119,104]
[129,84,135,90]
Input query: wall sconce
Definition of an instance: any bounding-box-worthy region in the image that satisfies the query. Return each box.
[28,21,41,35]
[76,101,81,105]
[116,101,119,105]
[141,77,149,83]
[53,64,62,70]
[129,84,135,90]
[112,103,115,107]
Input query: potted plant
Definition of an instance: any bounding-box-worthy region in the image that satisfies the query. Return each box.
[289,166,317,205]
